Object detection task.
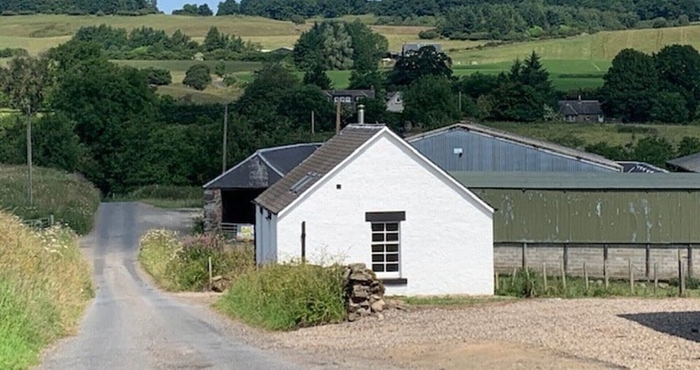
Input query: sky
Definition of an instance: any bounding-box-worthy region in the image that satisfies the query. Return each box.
[158,0,221,14]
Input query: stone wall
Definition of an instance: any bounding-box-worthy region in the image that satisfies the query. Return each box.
[344,263,386,321]
[203,189,222,233]
[494,243,697,280]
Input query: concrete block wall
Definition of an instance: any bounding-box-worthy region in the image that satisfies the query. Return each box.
[494,244,699,280]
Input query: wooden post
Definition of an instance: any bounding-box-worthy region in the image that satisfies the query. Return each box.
[629,260,634,294]
[679,254,686,297]
[301,221,306,263]
[511,267,517,286]
[311,110,315,134]
[26,109,33,207]
[563,244,569,274]
[49,214,54,227]
[522,242,527,270]
[688,245,693,278]
[494,271,499,291]
[653,263,658,294]
[208,256,213,291]
[645,244,650,281]
[543,262,548,292]
[222,104,228,174]
[603,244,609,290]
[561,262,567,292]
[584,262,589,292]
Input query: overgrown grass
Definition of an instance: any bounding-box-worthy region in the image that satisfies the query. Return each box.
[497,268,700,298]
[138,230,254,291]
[0,165,101,235]
[215,262,347,331]
[399,295,516,307]
[0,211,93,370]
[118,185,202,209]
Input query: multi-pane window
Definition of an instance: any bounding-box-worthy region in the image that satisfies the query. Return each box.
[371,222,400,276]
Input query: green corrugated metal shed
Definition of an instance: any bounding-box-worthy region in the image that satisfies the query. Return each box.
[449,172,700,244]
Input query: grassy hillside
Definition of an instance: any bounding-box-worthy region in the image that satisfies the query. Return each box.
[0,165,101,234]
[0,211,93,370]
[450,25,700,65]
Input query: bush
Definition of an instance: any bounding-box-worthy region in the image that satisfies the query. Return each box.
[418,29,440,40]
[215,262,347,330]
[0,212,93,369]
[0,165,101,235]
[139,230,254,291]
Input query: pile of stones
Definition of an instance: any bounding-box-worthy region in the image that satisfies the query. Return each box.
[343,263,386,321]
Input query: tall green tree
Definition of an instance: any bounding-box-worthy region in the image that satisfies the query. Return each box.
[386,46,452,87]
[654,44,700,121]
[183,64,212,90]
[600,48,658,122]
[402,75,460,129]
[302,63,332,90]
[0,56,51,116]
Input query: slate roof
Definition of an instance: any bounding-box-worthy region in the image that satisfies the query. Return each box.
[203,143,322,189]
[402,43,442,54]
[618,161,668,173]
[451,171,700,190]
[667,152,700,172]
[322,89,375,99]
[254,124,384,214]
[557,100,603,116]
[406,122,622,171]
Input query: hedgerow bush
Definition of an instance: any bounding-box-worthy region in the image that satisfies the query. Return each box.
[214,261,347,331]
[0,212,93,369]
[138,230,254,291]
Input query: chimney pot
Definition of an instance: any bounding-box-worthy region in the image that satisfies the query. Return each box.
[358,104,365,125]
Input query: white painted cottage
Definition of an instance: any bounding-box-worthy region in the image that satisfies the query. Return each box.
[253,124,494,296]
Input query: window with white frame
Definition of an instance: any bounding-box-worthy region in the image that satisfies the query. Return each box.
[366,212,405,277]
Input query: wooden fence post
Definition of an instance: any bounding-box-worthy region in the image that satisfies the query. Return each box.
[208,256,213,291]
[603,244,609,290]
[522,243,528,270]
[679,254,686,297]
[584,262,589,292]
[494,271,499,291]
[561,262,567,292]
[688,245,694,279]
[645,244,650,281]
[301,221,306,263]
[653,263,658,294]
[543,262,548,292]
[629,260,634,294]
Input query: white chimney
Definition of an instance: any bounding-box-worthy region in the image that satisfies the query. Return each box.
[358,104,365,125]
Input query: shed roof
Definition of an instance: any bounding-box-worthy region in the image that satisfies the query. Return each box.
[322,89,375,98]
[557,100,603,116]
[451,171,700,190]
[203,143,321,189]
[407,122,622,171]
[667,152,700,172]
[254,125,385,213]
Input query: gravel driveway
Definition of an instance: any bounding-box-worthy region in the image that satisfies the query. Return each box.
[255,298,700,370]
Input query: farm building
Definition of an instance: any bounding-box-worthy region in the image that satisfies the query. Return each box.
[407,123,623,173]
[666,152,700,172]
[202,143,321,238]
[253,124,495,296]
[451,171,700,280]
[557,98,605,123]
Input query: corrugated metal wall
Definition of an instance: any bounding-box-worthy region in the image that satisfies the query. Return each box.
[410,130,616,172]
[473,189,700,244]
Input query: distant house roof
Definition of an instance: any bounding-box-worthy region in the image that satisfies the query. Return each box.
[450,171,700,190]
[667,152,700,172]
[203,143,322,189]
[254,124,385,214]
[618,161,668,173]
[402,43,442,54]
[558,99,603,116]
[322,89,375,99]
[406,122,622,172]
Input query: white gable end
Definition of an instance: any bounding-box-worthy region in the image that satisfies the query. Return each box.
[275,129,494,296]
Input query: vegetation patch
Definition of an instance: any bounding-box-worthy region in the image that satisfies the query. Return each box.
[119,185,202,209]
[0,211,94,370]
[399,295,516,308]
[138,230,254,292]
[0,165,101,235]
[215,262,347,331]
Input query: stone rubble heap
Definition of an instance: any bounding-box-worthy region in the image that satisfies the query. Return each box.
[344,263,386,322]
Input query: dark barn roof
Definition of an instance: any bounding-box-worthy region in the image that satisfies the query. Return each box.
[254,124,384,214]
[667,152,700,173]
[203,143,321,190]
[618,161,668,173]
[557,100,603,116]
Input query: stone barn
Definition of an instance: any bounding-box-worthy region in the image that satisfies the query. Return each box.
[202,143,321,238]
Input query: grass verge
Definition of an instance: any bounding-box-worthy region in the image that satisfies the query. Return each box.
[117,185,202,209]
[397,295,517,308]
[0,211,94,370]
[214,262,347,331]
[138,230,254,291]
[0,164,101,235]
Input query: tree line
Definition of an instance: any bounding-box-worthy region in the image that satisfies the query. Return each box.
[0,0,157,15]
[71,24,278,62]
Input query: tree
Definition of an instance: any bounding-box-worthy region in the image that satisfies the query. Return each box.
[276,85,335,130]
[217,0,239,15]
[143,67,172,85]
[302,64,332,90]
[632,136,675,167]
[600,48,658,122]
[0,56,51,116]
[346,19,388,73]
[235,62,300,120]
[348,70,384,90]
[650,91,689,123]
[204,27,227,51]
[293,21,355,71]
[183,64,212,90]
[677,136,700,158]
[402,75,460,129]
[214,62,227,78]
[654,44,700,121]
[386,46,452,87]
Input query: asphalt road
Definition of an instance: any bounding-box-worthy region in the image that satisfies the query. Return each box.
[38,202,307,370]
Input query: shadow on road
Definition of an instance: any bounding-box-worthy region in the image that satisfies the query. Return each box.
[618,311,700,343]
